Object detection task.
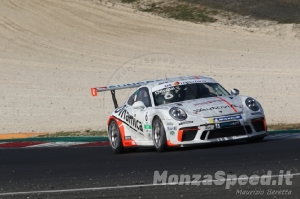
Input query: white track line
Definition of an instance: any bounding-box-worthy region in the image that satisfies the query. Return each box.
[25,142,87,148]
[0,172,299,196]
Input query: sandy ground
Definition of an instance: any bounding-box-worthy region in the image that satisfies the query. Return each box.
[1,0,300,134]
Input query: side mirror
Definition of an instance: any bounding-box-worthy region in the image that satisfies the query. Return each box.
[231,88,239,95]
[132,101,146,109]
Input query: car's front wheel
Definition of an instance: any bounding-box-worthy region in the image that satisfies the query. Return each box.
[108,120,123,154]
[152,117,167,152]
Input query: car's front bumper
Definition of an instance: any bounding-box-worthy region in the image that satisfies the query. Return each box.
[165,117,267,146]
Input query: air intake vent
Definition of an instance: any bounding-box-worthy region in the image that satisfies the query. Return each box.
[182,130,197,141]
[251,119,265,132]
[207,126,246,139]
[178,127,198,142]
[245,125,252,134]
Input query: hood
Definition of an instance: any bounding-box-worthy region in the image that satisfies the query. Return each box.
[163,96,243,118]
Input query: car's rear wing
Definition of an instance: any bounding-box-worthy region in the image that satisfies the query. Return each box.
[90,76,211,96]
[90,80,152,97]
[90,79,162,108]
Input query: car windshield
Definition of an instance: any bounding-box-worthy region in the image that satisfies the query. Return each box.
[152,83,230,106]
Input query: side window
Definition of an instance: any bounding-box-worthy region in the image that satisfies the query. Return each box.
[136,87,152,107]
[127,92,136,106]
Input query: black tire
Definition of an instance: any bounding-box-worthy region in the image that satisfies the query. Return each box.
[152,117,167,152]
[108,120,123,154]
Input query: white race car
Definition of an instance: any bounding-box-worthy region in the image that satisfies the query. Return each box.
[91,76,267,153]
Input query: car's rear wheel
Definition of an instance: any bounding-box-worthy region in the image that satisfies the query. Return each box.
[152,117,167,152]
[108,120,123,154]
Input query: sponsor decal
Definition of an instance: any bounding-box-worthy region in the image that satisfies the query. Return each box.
[154,87,175,95]
[167,126,177,131]
[145,112,148,121]
[208,118,214,123]
[170,131,175,135]
[154,107,169,109]
[216,96,242,112]
[205,125,214,130]
[166,122,174,125]
[144,124,152,132]
[144,124,152,130]
[124,136,131,140]
[214,115,242,122]
[215,121,240,129]
[193,105,239,114]
[179,121,193,125]
[178,80,208,85]
[115,105,143,132]
[194,99,223,106]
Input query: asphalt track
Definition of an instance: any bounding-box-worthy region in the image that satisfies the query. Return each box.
[0,136,299,199]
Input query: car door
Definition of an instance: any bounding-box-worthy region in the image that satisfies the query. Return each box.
[132,87,153,141]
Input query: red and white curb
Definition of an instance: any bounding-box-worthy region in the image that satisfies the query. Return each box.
[0,141,110,148]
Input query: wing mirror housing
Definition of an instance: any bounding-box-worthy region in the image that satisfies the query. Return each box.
[231,88,239,95]
[132,101,146,109]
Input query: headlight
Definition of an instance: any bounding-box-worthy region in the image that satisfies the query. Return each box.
[169,107,187,121]
[245,98,260,111]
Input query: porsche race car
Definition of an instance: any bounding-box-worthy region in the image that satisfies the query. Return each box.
[91,76,267,153]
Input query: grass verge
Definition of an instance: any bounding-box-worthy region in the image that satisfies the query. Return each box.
[124,0,217,23]
[141,2,217,23]
[268,123,300,131]
[37,130,107,137]
[121,0,138,3]
[184,0,300,24]
[121,0,300,24]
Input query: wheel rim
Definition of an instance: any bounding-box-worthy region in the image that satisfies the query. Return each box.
[109,121,119,149]
[153,120,162,147]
